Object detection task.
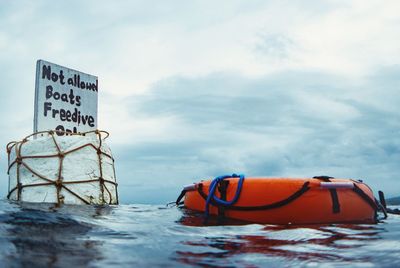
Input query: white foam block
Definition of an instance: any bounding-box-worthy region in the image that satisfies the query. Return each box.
[7,132,118,205]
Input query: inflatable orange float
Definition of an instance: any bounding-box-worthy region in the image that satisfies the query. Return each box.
[177,174,382,225]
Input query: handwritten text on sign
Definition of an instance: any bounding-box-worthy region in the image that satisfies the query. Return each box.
[34,60,98,135]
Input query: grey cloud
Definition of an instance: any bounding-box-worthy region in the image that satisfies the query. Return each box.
[2,66,398,204]
[115,68,400,203]
[135,73,308,124]
[0,1,398,204]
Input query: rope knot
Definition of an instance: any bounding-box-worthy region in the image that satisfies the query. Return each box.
[55,179,62,188]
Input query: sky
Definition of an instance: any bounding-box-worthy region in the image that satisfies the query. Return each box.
[0,0,399,204]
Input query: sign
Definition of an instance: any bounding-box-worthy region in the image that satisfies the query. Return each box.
[34,60,98,135]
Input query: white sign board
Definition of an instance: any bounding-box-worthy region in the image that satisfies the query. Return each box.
[34,60,98,135]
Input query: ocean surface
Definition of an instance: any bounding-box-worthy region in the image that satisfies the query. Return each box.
[0,200,399,267]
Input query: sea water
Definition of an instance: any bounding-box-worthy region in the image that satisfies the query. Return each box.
[0,200,399,267]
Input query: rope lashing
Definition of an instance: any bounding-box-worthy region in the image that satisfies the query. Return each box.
[204,173,245,221]
[6,129,118,205]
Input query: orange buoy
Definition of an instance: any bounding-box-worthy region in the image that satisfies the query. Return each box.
[178,175,379,225]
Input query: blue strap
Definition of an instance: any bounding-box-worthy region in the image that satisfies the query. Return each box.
[204,173,245,221]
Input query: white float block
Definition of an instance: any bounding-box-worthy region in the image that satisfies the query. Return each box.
[7,131,118,205]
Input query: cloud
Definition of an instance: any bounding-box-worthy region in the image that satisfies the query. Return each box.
[109,66,400,203]
[0,1,399,203]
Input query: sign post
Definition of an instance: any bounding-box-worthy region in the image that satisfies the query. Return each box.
[34,60,98,135]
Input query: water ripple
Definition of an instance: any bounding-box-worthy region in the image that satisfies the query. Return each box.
[0,200,398,267]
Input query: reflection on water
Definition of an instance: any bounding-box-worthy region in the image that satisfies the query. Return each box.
[0,200,399,267]
[176,211,390,267]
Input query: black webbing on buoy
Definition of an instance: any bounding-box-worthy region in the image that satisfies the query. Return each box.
[329,189,340,214]
[378,191,387,209]
[375,197,388,219]
[313,176,340,213]
[377,190,400,216]
[175,190,187,206]
[197,181,311,211]
[352,184,379,210]
[217,180,229,223]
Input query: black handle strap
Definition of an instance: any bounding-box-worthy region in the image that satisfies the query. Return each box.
[313,176,340,213]
[352,183,378,210]
[175,190,187,206]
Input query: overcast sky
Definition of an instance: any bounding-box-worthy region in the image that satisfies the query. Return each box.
[0,1,399,203]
